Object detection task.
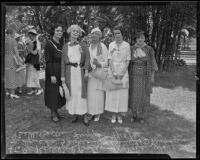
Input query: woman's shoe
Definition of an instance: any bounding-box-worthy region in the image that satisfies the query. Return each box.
[10,94,20,99]
[52,116,59,122]
[27,90,36,95]
[18,90,22,94]
[83,115,89,126]
[131,116,137,122]
[117,115,123,124]
[94,115,100,122]
[51,111,60,122]
[111,115,116,123]
[55,111,61,120]
[35,89,43,96]
[71,115,79,123]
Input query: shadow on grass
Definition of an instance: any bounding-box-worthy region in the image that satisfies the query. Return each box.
[153,65,196,92]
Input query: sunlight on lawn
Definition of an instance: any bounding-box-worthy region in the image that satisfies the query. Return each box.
[151,86,196,122]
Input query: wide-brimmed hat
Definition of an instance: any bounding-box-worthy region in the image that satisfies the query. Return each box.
[28,29,38,35]
[14,33,23,39]
[134,30,149,40]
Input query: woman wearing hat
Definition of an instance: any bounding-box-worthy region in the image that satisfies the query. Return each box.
[5,28,23,98]
[105,26,131,124]
[129,31,158,123]
[25,29,43,96]
[44,24,65,122]
[87,27,109,122]
[61,24,90,126]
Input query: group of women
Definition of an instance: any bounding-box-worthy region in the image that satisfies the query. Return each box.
[5,28,43,99]
[44,24,158,126]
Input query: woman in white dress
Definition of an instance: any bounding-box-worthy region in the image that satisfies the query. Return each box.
[61,25,90,126]
[105,26,131,124]
[87,27,109,121]
[25,29,43,96]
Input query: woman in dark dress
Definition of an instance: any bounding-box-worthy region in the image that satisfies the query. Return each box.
[129,31,158,123]
[44,25,64,122]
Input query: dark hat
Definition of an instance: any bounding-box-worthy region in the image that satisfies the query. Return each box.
[134,30,149,40]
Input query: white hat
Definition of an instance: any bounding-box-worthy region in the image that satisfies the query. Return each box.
[91,27,102,37]
[28,29,38,35]
[14,33,23,39]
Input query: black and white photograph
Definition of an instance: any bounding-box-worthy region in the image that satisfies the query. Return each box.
[1,1,199,158]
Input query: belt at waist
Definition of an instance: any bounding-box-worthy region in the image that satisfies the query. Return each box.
[65,62,80,68]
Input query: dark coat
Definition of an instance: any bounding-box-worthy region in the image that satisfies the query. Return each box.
[44,39,64,109]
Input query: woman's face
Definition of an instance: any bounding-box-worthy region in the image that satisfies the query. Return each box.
[54,26,63,39]
[136,34,145,45]
[28,34,35,40]
[91,31,100,43]
[113,30,123,42]
[70,27,79,39]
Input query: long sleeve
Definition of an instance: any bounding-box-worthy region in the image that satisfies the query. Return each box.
[81,43,91,71]
[44,41,55,76]
[150,46,158,71]
[61,44,67,79]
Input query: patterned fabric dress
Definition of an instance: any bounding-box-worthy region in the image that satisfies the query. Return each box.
[129,57,149,118]
[129,44,158,118]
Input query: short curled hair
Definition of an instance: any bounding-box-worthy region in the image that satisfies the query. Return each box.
[67,24,85,37]
[113,26,124,36]
[49,24,63,37]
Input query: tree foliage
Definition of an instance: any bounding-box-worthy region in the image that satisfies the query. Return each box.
[5,2,197,71]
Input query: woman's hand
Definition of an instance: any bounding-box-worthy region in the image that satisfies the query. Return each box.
[51,76,57,84]
[93,58,101,68]
[84,70,89,80]
[151,72,155,83]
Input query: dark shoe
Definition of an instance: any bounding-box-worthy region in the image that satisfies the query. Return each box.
[71,115,79,123]
[55,110,61,119]
[88,115,95,121]
[83,115,89,126]
[131,116,137,122]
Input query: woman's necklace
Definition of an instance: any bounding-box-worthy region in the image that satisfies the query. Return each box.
[53,37,60,44]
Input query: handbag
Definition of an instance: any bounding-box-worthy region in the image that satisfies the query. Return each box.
[90,68,107,80]
[103,77,124,90]
[62,83,71,101]
[59,83,70,101]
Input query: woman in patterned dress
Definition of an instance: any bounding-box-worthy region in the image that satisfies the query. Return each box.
[129,31,158,123]
[105,26,131,124]
[61,24,90,126]
[87,27,109,122]
[44,25,64,122]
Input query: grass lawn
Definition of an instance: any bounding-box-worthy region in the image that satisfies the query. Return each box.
[4,65,196,158]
